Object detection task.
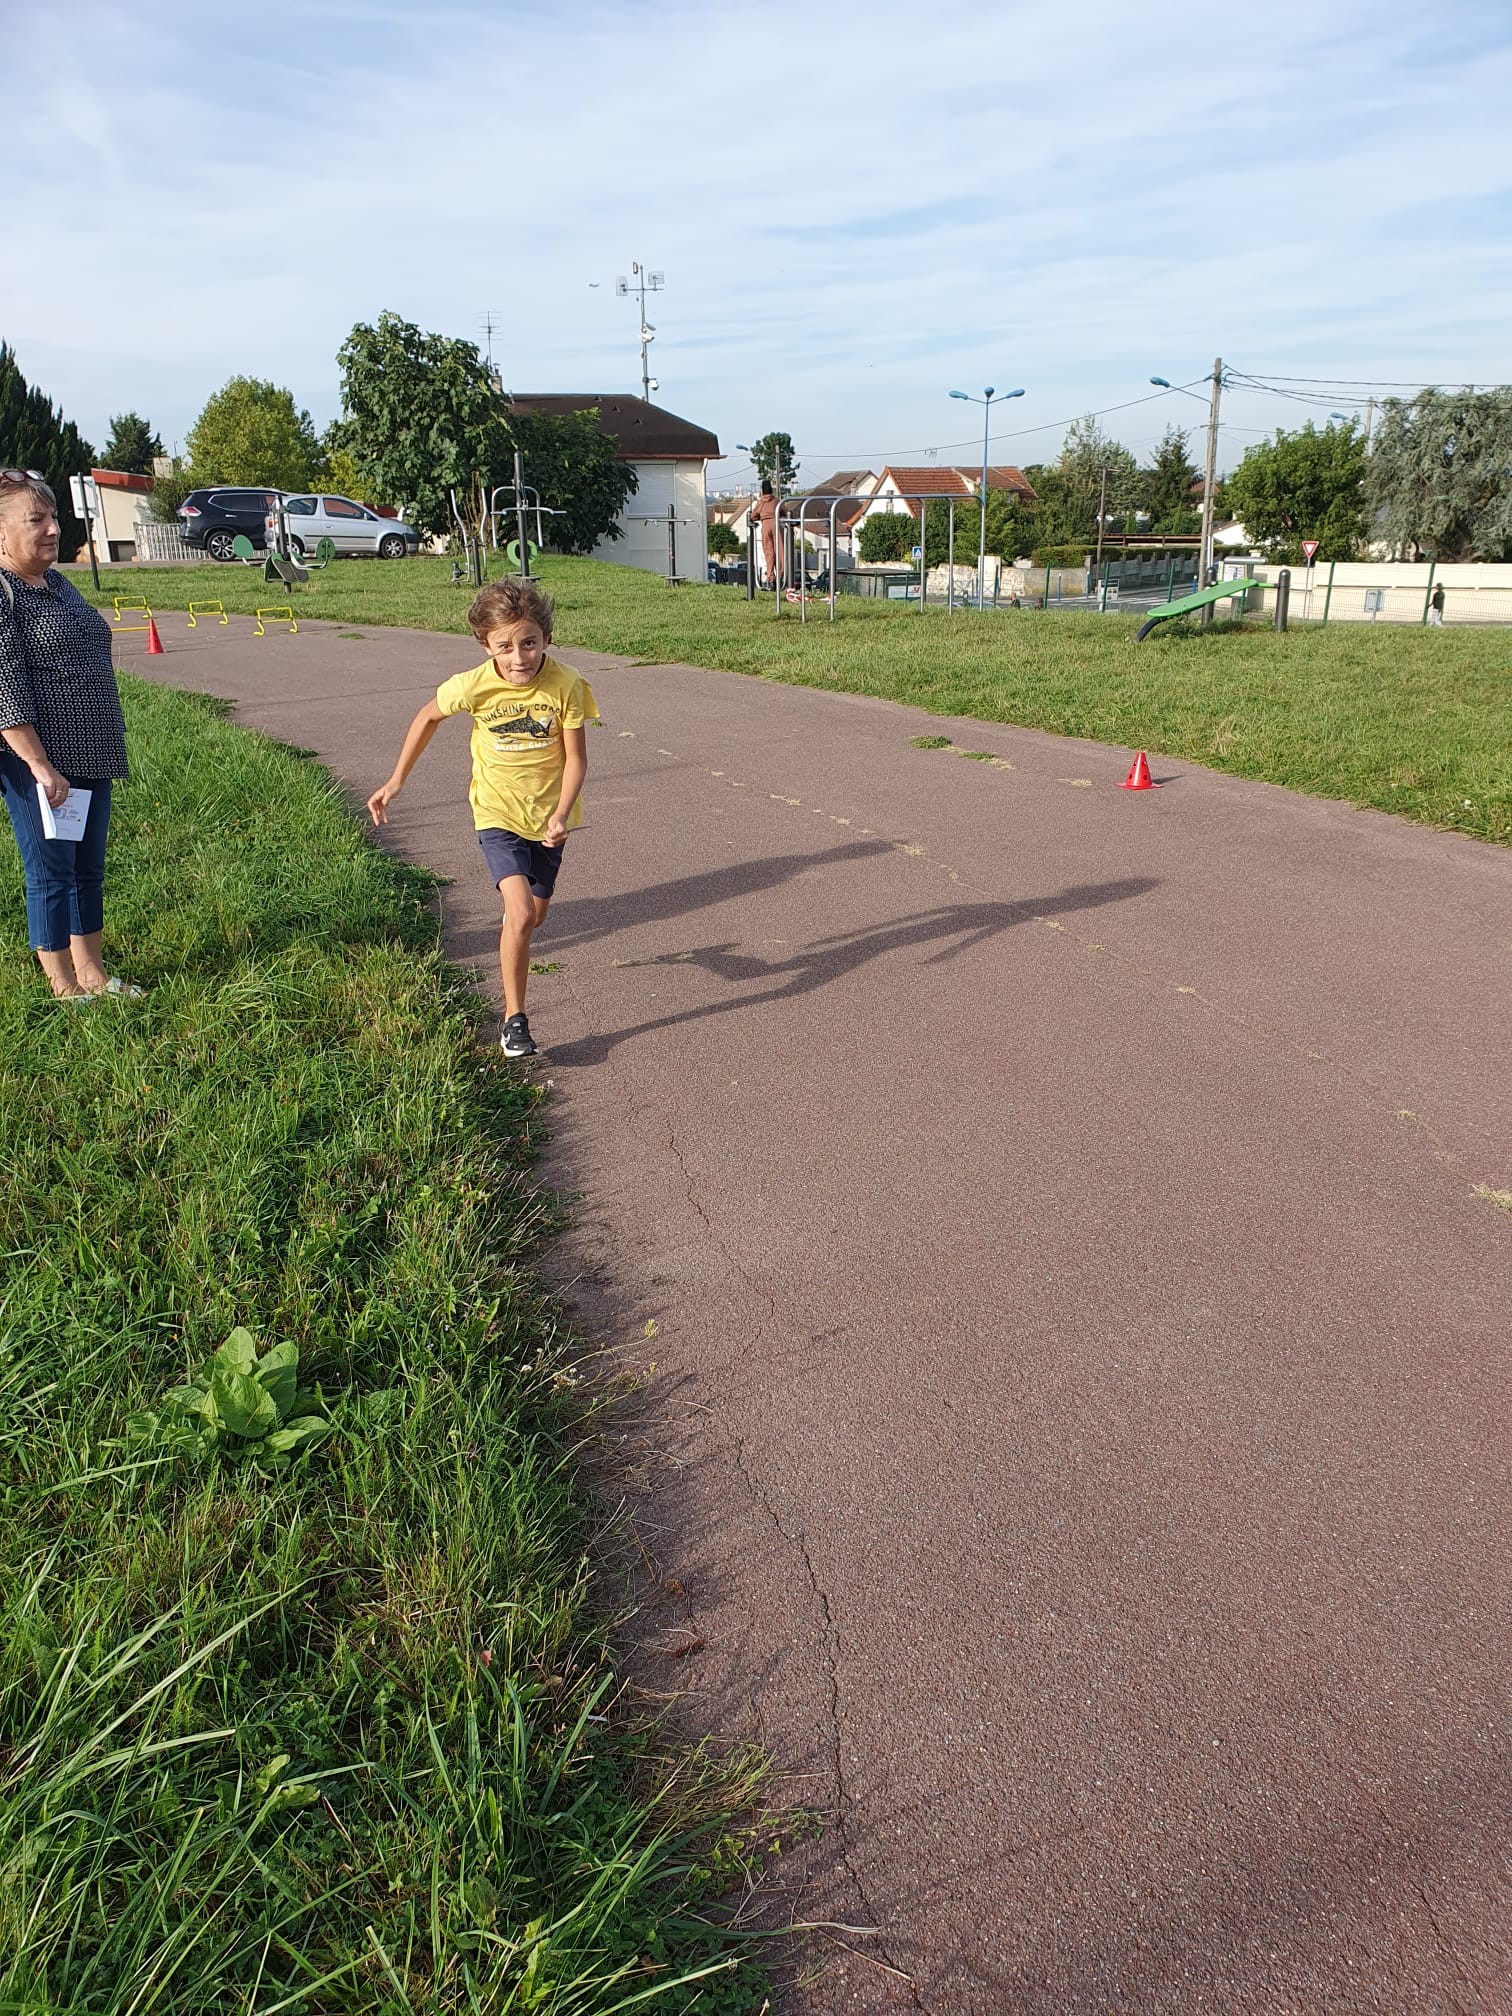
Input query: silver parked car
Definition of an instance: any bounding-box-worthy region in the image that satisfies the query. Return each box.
[270,494,419,558]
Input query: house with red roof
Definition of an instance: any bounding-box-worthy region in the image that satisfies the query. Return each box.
[855,463,1036,535]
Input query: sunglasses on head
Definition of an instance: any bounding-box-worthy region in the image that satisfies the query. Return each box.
[1,469,46,484]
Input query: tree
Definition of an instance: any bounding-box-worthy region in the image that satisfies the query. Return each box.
[748,432,798,494]
[858,510,914,563]
[707,521,741,558]
[185,377,321,491]
[922,489,1034,568]
[1366,388,1512,561]
[1020,463,1091,548]
[147,463,197,524]
[1058,414,1139,527]
[0,342,94,562]
[100,411,163,475]
[502,407,637,555]
[1225,420,1366,562]
[1141,425,1200,533]
[338,313,505,540]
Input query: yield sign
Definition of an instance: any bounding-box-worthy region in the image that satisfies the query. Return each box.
[1301,539,1320,562]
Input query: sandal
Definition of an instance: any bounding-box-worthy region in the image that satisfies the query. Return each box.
[99,976,145,998]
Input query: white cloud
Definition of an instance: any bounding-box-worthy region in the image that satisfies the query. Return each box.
[9,0,1509,475]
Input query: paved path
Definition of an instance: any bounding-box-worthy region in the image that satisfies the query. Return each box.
[131,617,1510,2014]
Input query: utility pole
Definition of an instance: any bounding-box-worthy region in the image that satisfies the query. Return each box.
[1198,355,1222,627]
[1093,464,1108,601]
[616,262,665,402]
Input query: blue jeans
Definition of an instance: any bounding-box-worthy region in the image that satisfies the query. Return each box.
[0,744,113,952]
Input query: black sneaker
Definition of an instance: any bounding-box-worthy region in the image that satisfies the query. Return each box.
[500,1013,537,1059]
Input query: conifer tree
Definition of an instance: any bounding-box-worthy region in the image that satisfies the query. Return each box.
[0,344,95,563]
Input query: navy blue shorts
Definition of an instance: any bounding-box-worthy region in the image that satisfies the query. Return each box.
[478,827,565,899]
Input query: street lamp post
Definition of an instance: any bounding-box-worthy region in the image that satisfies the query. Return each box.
[950,386,1024,606]
[1331,403,1375,446]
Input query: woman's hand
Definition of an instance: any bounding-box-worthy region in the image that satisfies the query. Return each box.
[30,761,70,809]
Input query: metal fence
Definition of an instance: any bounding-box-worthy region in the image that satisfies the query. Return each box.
[131,520,195,564]
[1238,564,1512,626]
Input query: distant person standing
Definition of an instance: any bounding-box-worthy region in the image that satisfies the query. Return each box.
[751,480,782,587]
[1427,583,1446,627]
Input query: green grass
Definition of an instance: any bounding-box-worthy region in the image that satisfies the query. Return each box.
[0,675,772,2014]
[79,556,1511,845]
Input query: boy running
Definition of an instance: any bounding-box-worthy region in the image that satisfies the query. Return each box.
[367,578,597,1058]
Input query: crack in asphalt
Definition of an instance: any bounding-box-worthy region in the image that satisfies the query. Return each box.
[727,1432,928,2015]
[664,1122,780,1352]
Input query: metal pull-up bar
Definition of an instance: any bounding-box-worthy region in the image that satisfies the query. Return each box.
[785,491,967,623]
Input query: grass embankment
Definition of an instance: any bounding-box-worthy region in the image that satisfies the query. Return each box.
[0,675,770,2013]
[81,557,1511,845]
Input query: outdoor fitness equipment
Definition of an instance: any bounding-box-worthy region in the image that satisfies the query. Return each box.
[1132,578,1256,641]
[788,491,969,624]
[263,548,308,590]
[448,490,484,590]
[489,482,564,578]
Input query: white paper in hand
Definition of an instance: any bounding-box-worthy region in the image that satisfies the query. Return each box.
[36,781,92,842]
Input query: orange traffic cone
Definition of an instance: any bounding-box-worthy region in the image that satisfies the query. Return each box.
[1121,750,1158,790]
[145,615,165,655]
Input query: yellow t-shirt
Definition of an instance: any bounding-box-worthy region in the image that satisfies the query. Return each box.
[435,654,599,838]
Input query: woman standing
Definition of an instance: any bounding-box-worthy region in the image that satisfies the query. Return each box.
[0,470,137,998]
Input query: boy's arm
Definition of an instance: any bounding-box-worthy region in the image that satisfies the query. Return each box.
[543,723,588,846]
[368,698,447,824]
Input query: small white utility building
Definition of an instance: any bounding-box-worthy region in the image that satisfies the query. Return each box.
[506,394,720,580]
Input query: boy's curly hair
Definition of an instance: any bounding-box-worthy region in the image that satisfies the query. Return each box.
[467,577,555,643]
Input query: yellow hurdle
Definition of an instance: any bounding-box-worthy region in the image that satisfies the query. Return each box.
[112,595,148,623]
[113,603,154,635]
[253,606,297,637]
[186,601,228,629]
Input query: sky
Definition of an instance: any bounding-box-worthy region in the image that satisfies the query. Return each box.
[8,0,1510,489]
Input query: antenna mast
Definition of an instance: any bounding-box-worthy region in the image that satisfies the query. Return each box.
[614,262,666,401]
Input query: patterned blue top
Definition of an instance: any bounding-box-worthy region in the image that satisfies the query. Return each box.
[0,566,128,780]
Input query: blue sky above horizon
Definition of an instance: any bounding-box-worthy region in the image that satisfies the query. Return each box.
[11,0,1510,487]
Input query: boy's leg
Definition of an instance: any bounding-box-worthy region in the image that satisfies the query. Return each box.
[497,877,551,1018]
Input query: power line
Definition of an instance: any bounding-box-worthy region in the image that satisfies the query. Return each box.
[733,379,1209,472]
[1238,371,1491,388]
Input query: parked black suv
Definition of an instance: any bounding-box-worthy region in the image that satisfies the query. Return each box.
[178,488,283,562]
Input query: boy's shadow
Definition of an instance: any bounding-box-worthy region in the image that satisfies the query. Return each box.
[548,875,1158,1067]
[448,839,893,962]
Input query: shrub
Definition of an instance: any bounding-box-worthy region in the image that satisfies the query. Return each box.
[858,511,915,563]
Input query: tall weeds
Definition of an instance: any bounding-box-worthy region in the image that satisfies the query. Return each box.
[0,678,767,2013]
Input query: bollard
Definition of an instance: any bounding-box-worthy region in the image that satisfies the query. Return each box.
[1274,567,1291,632]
